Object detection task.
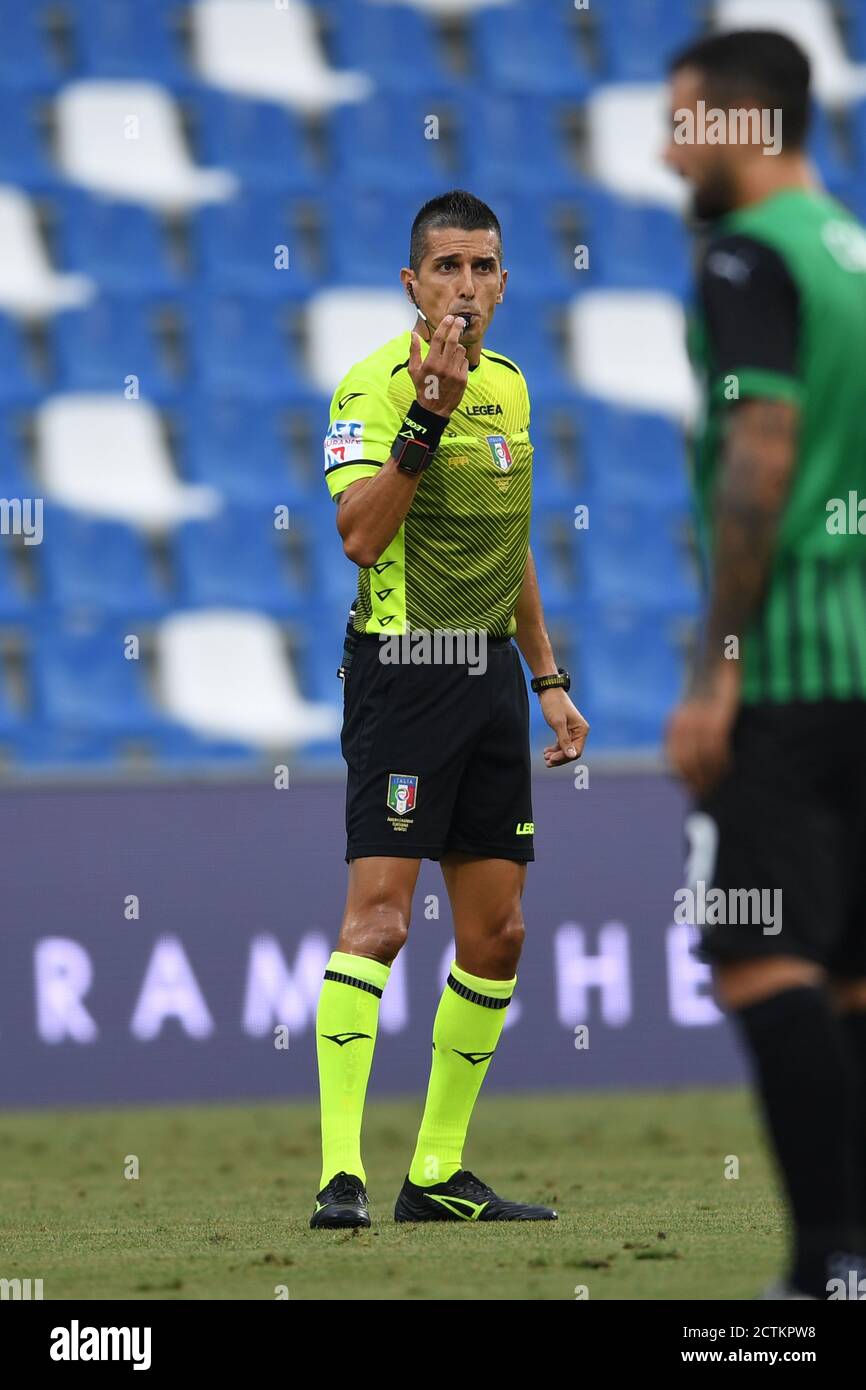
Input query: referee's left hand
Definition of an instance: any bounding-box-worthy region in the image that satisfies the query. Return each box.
[540,690,590,767]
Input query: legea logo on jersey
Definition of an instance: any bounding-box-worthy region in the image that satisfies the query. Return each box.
[324,419,364,469]
[387,773,418,816]
[486,435,512,471]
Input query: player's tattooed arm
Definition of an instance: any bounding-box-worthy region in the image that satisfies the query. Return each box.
[691,397,799,697]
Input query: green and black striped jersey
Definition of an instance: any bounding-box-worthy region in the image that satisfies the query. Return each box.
[688,189,866,703]
[323,330,533,637]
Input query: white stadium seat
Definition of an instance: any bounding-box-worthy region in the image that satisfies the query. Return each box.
[0,186,94,319]
[566,290,699,423]
[586,85,687,210]
[156,609,342,747]
[35,395,220,530]
[55,81,237,213]
[306,289,411,393]
[192,0,372,115]
[716,0,866,109]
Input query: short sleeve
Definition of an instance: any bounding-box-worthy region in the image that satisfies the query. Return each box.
[323,375,404,501]
[699,233,802,406]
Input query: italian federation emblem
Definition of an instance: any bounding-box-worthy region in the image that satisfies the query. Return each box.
[387,773,418,816]
[486,434,513,471]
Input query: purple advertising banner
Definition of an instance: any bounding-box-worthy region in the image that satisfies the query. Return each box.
[0,773,747,1108]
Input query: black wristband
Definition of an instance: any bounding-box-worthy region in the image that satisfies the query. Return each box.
[392,399,449,457]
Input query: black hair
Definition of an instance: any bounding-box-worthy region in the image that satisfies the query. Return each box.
[668,29,811,149]
[409,189,503,273]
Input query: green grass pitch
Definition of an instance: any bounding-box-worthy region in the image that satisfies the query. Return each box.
[0,1088,786,1300]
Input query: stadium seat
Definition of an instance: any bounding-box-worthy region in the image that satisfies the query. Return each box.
[0,186,94,320]
[37,507,171,618]
[35,395,220,529]
[181,397,312,508]
[0,4,67,89]
[0,89,60,190]
[460,94,591,195]
[579,607,689,749]
[305,288,412,393]
[191,194,322,297]
[578,191,691,298]
[0,536,31,621]
[0,315,45,403]
[526,395,585,509]
[52,299,181,400]
[327,94,459,193]
[54,80,238,211]
[53,191,184,294]
[186,294,309,399]
[565,290,699,422]
[595,0,700,82]
[72,0,192,85]
[155,608,343,745]
[470,4,594,97]
[187,91,323,192]
[585,84,687,209]
[327,4,459,93]
[715,0,866,109]
[174,508,311,616]
[579,400,691,513]
[191,0,372,114]
[482,293,572,400]
[32,620,169,734]
[578,501,700,616]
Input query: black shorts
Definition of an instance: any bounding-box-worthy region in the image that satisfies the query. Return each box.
[340,632,534,864]
[690,700,866,974]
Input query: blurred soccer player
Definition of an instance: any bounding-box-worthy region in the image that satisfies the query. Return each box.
[311,190,589,1227]
[664,31,866,1298]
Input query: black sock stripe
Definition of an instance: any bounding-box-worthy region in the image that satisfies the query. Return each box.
[324,969,383,998]
[446,972,511,1009]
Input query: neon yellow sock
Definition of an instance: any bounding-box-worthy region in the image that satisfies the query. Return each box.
[408,960,516,1187]
[316,949,390,1189]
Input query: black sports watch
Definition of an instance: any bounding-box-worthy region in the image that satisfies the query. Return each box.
[393,434,433,475]
[531,667,571,694]
[392,399,449,475]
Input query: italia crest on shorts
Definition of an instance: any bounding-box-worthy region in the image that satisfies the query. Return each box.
[387,773,418,815]
[486,434,513,471]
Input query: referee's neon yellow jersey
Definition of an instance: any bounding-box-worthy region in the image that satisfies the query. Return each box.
[323,330,533,637]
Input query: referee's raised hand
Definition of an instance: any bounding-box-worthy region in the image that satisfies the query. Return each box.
[409,315,469,417]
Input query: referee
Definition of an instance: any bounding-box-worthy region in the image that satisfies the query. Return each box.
[311,189,589,1227]
[664,32,866,1297]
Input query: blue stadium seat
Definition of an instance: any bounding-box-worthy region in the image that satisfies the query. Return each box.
[32,621,168,733]
[0,536,31,621]
[53,191,184,294]
[0,4,66,88]
[595,0,700,82]
[471,4,594,98]
[578,498,700,616]
[530,506,581,623]
[461,95,590,195]
[0,316,44,403]
[326,189,419,285]
[327,94,459,191]
[11,724,124,770]
[808,102,856,198]
[528,395,585,509]
[192,195,322,297]
[185,294,308,399]
[37,507,171,618]
[188,92,323,193]
[579,607,688,749]
[174,508,311,616]
[0,89,59,189]
[485,294,572,400]
[181,397,313,508]
[52,299,181,401]
[0,412,36,495]
[578,192,691,298]
[579,400,691,512]
[328,4,459,94]
[71,0,192,84]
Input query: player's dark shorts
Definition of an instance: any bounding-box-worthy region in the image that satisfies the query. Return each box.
[340,631,534,864]
[690,700,866,974]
